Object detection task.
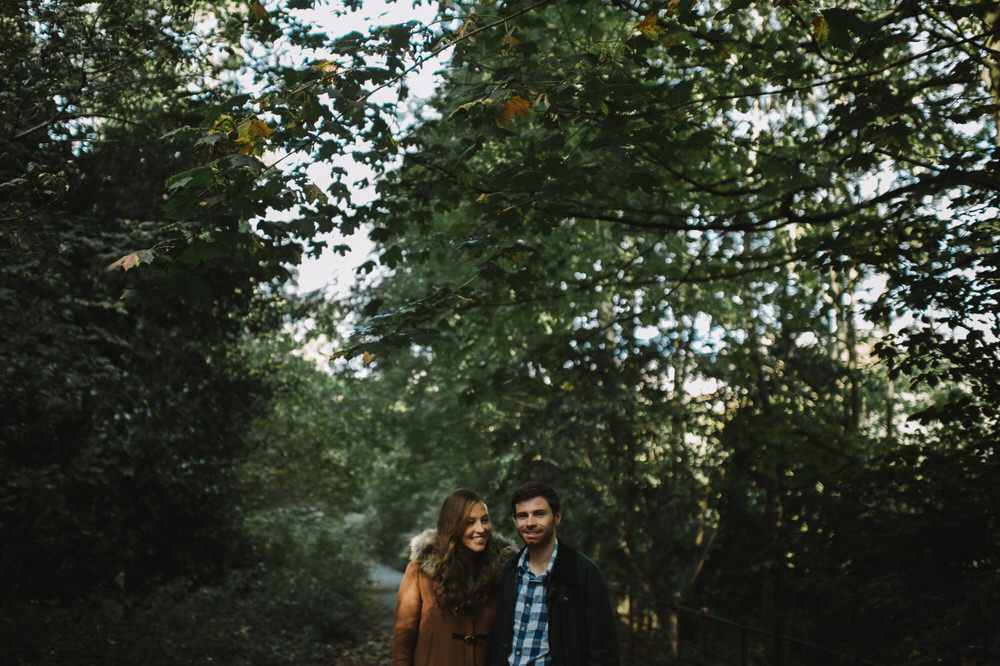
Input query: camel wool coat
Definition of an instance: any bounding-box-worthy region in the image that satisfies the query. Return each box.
[392,529,511,666]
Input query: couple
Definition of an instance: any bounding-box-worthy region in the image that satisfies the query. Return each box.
[392,482,619,666]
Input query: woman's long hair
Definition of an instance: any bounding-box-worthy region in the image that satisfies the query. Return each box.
[433,489,506,612]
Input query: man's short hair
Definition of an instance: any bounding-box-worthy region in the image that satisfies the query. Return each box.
[511,482,561,516]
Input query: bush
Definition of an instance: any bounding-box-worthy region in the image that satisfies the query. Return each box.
[1,505,376,665]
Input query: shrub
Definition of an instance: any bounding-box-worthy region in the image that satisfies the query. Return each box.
[1,505,377,665]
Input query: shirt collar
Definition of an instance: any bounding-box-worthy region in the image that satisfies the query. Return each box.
[517,539,559,577]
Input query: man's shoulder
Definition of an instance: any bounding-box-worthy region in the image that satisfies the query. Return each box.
[571,545,599,567]
[554,540,606,579]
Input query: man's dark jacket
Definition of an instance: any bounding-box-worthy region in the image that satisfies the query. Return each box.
[487,540,620,666]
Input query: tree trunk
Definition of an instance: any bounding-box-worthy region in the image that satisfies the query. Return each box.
[983,8,1000,144]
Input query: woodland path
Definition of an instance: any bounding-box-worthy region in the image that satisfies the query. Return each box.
[326,564,404,665]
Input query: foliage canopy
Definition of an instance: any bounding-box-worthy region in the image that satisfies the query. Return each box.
[3,0,998,663]
[307,1,999,663]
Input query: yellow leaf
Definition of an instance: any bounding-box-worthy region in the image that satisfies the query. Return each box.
[246,118,273,137]
[476,193,490,203]
[454,12,485,41]
[303,184,326,203]
[312,59,339,74]
[362,351,376,366]
[107,253,140,272]
[233,138,255,154]
[635,12,665,39]
[502,26,521,49]
[249,1,268,21]
[451,96,494,118]
[311,59,339,81]
[496,95,531,127]
[211,114,234,134]
[811,16,828,42]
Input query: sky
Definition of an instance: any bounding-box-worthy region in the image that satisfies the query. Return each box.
[289,0,442,296]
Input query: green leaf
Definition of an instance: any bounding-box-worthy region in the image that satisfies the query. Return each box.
[822,8,878,37]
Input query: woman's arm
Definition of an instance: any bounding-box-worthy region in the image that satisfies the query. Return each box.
[391,561,423,666]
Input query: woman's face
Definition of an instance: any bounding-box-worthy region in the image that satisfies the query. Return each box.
[461,502,491,553]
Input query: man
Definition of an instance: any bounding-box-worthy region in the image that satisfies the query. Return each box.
[488,482,620,666]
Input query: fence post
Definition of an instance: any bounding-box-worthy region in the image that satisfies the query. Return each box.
[626,585,633,665]
[669,606,678,664]
[740,623,747,666]
[701,607,709,665]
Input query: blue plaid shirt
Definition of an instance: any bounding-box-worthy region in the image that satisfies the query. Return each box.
[508,541,559,666]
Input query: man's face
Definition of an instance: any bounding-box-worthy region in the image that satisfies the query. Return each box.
[513,496,561,548]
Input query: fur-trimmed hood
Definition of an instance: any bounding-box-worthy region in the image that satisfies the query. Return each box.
[408,528,515,578]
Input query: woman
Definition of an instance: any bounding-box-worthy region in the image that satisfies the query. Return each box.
[392,489,512,666]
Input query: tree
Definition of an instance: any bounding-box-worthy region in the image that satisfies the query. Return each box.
[2,2,387,661]
[2,0,316,598]
[311,1,998,662]
[4,0,997,662]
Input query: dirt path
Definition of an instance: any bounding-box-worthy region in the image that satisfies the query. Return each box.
[370,564,405,613]
[325,564,403,665]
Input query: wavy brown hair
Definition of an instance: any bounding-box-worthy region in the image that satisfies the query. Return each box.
[433,489,507,612]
